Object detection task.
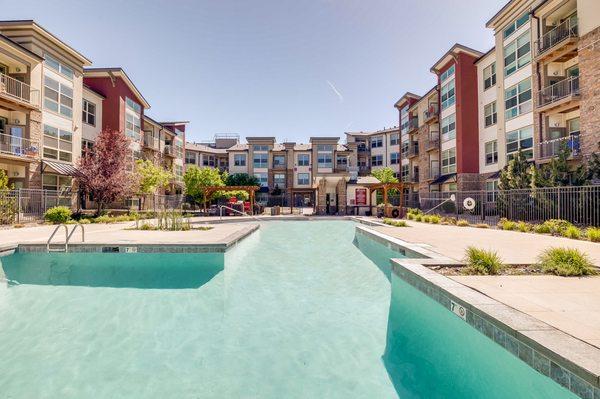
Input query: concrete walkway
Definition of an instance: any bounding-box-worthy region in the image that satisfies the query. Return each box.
[453,275,600,349]
[373,220,600,266]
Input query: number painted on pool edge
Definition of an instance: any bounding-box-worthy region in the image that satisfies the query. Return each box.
[450,300,467,320]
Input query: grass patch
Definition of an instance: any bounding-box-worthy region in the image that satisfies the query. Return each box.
[516,221,532,233]
[537,247,596,277]
[384,218,408,227]
[457,219,470,227]
[533,223,552,234]
[586,227,600,243]
[463,247,503,275]
[497,218,516,231]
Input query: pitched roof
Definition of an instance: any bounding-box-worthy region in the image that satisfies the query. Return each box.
[185,142,227,154]
[84,67,150,109]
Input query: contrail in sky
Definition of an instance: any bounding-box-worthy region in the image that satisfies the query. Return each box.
[326,80,344,102]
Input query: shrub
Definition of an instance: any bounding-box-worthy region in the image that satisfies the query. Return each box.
[457,219,470,227]
[463,247,503,275]
[44,206,72,224]
[498,218,517,231]
[541,219,573,236]
[414,214,423,222]
[407,208,423,216]
[78,218,91,224]
[139,222,157,231]
[586,227,600,243]
[442,217,457,225]
[407,213,414,220]
[429,215,441,224]
[422,215,431,223]
[384,218,408,227]
[563,226,581,240]
[538,248,596,277]
[533,223,551,234]
[475,223,489,229]
[516,221,532,233]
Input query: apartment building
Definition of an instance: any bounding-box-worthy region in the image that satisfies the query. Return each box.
[345,127,401,177]
[0,20,91,192]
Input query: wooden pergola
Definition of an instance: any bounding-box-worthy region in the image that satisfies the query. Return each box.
[203,185,260,215]
[368,182,405,218]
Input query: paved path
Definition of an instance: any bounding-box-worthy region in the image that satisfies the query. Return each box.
[373,220,600,265]
[453,275,600,349]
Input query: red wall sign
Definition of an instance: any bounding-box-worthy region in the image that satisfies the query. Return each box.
[355,188,367,205]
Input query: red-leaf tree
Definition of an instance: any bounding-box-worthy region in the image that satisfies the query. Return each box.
[77,129,134,215]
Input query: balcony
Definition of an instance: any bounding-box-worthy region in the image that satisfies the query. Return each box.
[537,76,579,112]
[425,132,440,152]
[409,172,419,183]
[357,145,369,153]
[408,116,419,133]
[428,163,440,181]
[0,132,38,161]
[423,104,439,123]
[163,145,175,157]
[538,133,581,160]
[0,73,40,110]
[335,165,348,173]
[536,17,578,62]
[143,133,159,150]
[358,165,370,175]
[408,142,419,159]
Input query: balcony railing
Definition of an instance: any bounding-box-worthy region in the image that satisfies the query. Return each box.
[423,104,439,122]
[0,132,38,159]
[335,165,348,173]
[429,163,440,180]
[410,172,419,183]
[163,145,175,157]
[143,134,159,150]
[408,117,419,132]
[408,142,419,158]
[539,133,581,159]
[425,132,440,151]
[536,17,578,56]
[0,73,40,108]
[538,76,579,108]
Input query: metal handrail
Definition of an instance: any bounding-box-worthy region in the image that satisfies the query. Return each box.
[66,224,85,251]
[423,194,456,215]
[536,17,578,56]
[218,205,261,221]
[47,224,68,252]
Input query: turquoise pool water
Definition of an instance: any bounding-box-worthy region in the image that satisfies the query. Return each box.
[0,221,576,398]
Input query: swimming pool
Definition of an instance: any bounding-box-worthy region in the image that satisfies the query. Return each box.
[0,221,577,398]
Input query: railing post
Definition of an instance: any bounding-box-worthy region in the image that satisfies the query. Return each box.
[17,188,21,223]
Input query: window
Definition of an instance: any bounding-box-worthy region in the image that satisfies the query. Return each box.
[44,76,73,117]
[274,173,286,188]
[336,155,348,166]
[567,117,580,135]
[82,99,96,126]
[485,140,498,165]
[400,106,410,134]
[506,126,533,160]
[441,114,456,141]
[273,155,286,167]
[371,155,383,166]
[483,63,496,90]
[174,165,183,179]
[401,140,409,157]
[297,173,310,185]
[253,153,268,168]
[82,139,94,153]
[125,113,141,141]
[486,180,499,202]
[371,136,383,148]
[254,173,268,187]
[390,133,399,145]
[185,152,196,164]
[253,144,269,152]
[297,154,310,166]
[203,155,215,166]
[42,174,72,192]
[441,148,456,174]
[441,80,455,110]
[234,154,246,166]
[484,102,497,127]
[504,32,530,77]
[401,164,410,181]
[440,64,455,83]
[44,54,73,79]
[503,12,529,39]
[317,145,333,168]
[316,144,333,152]
[390,152,400,164]
[505,78,532,120]
[43,124,72,162]
[125,97,141,114]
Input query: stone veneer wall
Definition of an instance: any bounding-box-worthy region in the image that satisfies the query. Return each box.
[415,124,431,194]
[27,109,43,189]
[579,26,600,158]
[456,173,481,191]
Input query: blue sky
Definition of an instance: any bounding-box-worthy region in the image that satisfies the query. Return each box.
[10,0,506,143]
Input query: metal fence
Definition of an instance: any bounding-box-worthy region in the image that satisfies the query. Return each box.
[0,189,72,223]
[416,185,600,227]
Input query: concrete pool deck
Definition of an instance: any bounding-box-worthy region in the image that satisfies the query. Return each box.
[371,220,600,266]
[0,221,259,253]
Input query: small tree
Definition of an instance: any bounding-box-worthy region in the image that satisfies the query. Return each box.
[499,150,532,190]
[0,170,16,224]
[371,167,398,184]
[225,173,259,187]
[135,159,173,209]
[76,129,133,216]
[183,166,224,210]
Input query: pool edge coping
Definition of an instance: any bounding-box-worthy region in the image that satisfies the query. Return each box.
[355,224,600,398]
